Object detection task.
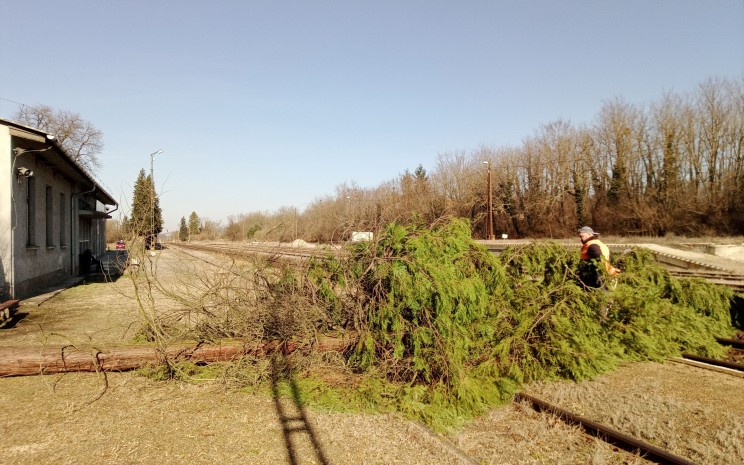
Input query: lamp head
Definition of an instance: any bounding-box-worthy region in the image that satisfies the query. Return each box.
[17,167,34,178]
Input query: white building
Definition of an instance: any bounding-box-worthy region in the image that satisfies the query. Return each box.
[0,118,117,299]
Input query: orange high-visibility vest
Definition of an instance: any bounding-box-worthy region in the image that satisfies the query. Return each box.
[581,239,620,276]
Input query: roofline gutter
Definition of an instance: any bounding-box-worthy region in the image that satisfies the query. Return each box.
[2,118,117,207]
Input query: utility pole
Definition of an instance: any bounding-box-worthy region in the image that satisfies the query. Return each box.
[149,149,164,249]
[483,161,495,240]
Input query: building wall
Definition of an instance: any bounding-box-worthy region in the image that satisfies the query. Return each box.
[0,127,12,300]
[9,139,82,298]
[1,121,115,299]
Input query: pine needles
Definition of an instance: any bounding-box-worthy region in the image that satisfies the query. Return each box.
[302,218,737,429]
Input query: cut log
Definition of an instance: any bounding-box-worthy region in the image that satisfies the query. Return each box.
[0,334,355,377]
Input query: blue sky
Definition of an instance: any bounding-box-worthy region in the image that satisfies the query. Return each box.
[2,1,743,232]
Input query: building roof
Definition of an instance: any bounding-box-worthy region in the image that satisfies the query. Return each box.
[1,117,117,207]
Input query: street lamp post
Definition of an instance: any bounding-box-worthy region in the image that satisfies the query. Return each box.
[149,149,164,248]
[483,161,495,240]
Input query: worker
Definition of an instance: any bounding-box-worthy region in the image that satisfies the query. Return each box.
[577,226,619,288]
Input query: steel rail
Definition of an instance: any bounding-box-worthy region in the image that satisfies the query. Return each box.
[669,357,744,379]
[668,270,744,279]
[715,337,744,350]
[515,392,699,465]
[173,242,335,261]
[681,353,744,372]
[666,271,744,291]
[168,243,251,278]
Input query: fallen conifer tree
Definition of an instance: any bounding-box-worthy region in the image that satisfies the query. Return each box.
[298,218,738,420]
[91,218,737,429]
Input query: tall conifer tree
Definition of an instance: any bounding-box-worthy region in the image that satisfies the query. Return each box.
[129,169,164,239]
[188,211,201,237]
[179,217,188,241]
[130,169,149,236]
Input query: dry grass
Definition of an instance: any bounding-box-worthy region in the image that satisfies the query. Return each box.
[1,368,658,465]
[1,247,740,464]
[0,372,473,465]
[523,362,744,465]
[0,276,141,349]
[455,401,650,465]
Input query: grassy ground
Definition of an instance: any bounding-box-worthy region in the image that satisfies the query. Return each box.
[0,247,739,464]
[522,362,744,465]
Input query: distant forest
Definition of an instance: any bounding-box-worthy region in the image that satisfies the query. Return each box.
[137,76,744,243]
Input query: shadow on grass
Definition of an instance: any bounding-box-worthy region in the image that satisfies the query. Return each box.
[270,354,330,465]
[0,312,28,329]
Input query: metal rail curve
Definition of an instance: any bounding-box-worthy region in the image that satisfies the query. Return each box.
[715,337,744,350]
[682,353,744,372]
[515,392,699,465]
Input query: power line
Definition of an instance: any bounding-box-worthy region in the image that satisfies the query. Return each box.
[0,96,28,108]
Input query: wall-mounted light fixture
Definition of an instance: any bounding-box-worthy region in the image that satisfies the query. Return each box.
[16,167,34,178]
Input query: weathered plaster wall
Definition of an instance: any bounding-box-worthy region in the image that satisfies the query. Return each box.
[0,127,12,299]
[10,141,78,298]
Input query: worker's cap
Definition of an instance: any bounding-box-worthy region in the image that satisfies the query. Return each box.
[577,226,599,236]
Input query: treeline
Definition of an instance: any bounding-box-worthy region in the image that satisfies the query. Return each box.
[118,76,744,243]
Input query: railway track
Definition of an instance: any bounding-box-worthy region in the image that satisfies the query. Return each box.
[176,241,744,291]
[515,392,697,465]
[666,270,744,291]
[606,245,744,290]
[171,241,336,263]
[480,241,744,291]
[516,353,743,464]
[177,240,744,292]
[716,336,744,350]
[681,353,744,373]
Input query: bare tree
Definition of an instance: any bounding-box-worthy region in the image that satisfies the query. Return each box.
[14,104,103,172]
[210,78,744,240]
[724,76,744,230]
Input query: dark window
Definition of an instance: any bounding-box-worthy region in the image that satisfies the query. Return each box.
[46,185,54,247]
[26,177,36,246]
[60,193,66,245]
